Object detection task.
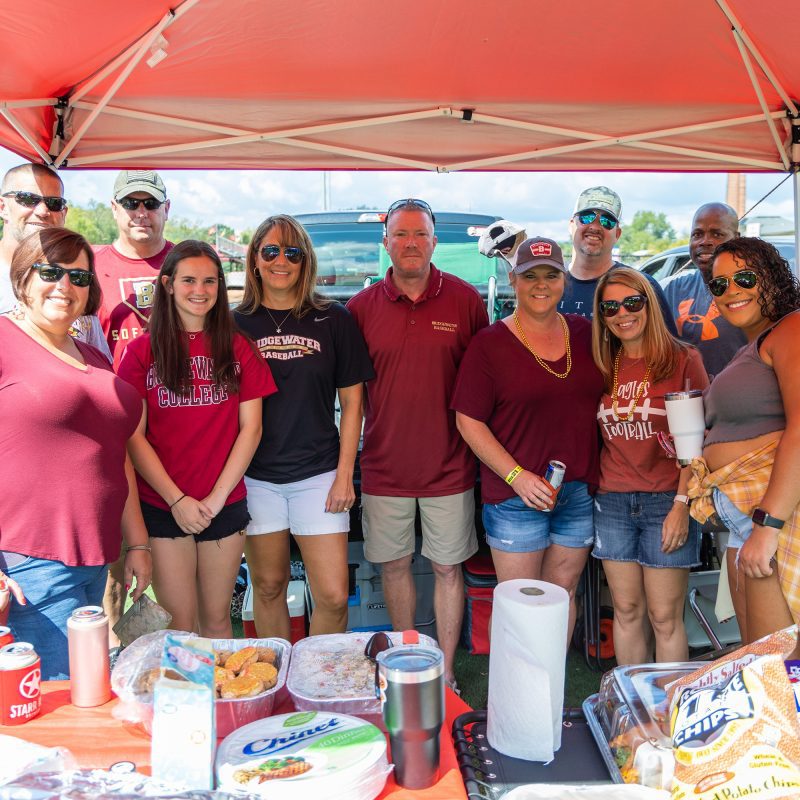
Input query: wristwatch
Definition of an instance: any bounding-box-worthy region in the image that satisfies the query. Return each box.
[673,494,690,505]
[751,507,786,529]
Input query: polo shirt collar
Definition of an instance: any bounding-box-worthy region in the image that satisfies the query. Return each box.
[382,263,444,303]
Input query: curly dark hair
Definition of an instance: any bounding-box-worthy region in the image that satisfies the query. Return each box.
[711,237,800,322]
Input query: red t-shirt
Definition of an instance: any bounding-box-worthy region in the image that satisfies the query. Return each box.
[451,316,604,504]
[597,346,709,492]
[93,242,174,370]
[0,318,142,566]
[347,265,489,497]
[117,332,277,509]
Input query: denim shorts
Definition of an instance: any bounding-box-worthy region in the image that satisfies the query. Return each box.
[592,491,701,569]
[713,488,753,550]
[4,556,108,680]
[483,481,595,554]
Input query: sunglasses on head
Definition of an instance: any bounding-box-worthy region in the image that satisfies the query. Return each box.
[386,198,436,224]
[118,197,165,211]
[3,191,67,213]
[260,244,304,264]
[599,294,647,317]
[32,262,93,288]
[576,210,618,230]
[707,269,758,297]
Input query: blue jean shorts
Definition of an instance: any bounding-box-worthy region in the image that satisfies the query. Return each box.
[483,481,595,554]
[592,491,701,569]
[3,556,108,680]
[713,488,753,550]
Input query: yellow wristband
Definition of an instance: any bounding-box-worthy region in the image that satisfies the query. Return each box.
[505,465,523,485]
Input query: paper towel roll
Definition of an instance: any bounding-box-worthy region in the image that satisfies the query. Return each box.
[486,579,569,762]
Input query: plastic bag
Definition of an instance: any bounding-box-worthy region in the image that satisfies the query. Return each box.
[0,737,75,787]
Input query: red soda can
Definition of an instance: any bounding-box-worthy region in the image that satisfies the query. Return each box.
[0,642,41,725]
[67,606,110,707]
[0,627,13,649]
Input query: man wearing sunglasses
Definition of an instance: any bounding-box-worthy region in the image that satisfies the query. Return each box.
[347,198,489,692]
[0,163,110,358]
[660,203,745,379]
[93,170,174,371]
[561,186,677,335]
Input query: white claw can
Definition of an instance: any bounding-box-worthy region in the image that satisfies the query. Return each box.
[542,460,566,513]
[67,605,111,707]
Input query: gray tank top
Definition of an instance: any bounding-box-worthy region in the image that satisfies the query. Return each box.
[703,316,789,446]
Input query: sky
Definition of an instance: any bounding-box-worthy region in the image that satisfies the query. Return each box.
[1,145,795,241]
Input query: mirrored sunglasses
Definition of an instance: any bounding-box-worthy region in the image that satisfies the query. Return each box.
[599,294,647,317]
[3,191,67,213]
[386,198,436,224]
[118,197,165,211]
[32,262,93,288]
[707,269,758,297]
[260,244,304,264]
[576,211,618,230]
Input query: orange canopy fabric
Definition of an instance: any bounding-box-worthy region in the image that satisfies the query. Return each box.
[0,1,798,174]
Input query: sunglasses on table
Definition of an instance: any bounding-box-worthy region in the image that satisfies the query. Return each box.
[2,191,67,213]
[576,211,618,230]
[598,294,648,317]
[386,198,436,224]
[260,244,305,264]
[32,262,93,287]
[118,196,165,211]
[707,269,758,297]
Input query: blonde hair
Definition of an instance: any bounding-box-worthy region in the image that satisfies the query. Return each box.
[591,267,687,390]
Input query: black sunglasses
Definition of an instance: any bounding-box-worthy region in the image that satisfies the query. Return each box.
[576,211,618,230]
[707,269,758,297]
[32,262,93,288]
[3,191,67,213]
[386,198,436,224]
[118,196,165,211]
[260,244,304,264]
[599,294,647,317]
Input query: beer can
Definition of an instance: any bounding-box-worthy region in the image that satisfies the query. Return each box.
[0,627,13,649]
[542,460,566,513]
[0,641,41,725]
[67,606,111,708]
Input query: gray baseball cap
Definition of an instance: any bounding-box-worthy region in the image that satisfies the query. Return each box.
[113,170,167,202]
[511,237,566,274]
[573,185,622,221]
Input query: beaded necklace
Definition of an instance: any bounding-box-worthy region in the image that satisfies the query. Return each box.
[611,350,651,421]
[512,310,572,379]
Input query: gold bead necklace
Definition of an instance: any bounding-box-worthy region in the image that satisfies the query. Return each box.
[611,349,651,421]
[512,310,572,379]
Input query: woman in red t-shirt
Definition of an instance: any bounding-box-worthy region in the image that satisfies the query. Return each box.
[591,267,708,665]
[119,240,276,637]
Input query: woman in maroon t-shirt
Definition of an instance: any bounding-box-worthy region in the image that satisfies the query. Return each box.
[591,267,708,665]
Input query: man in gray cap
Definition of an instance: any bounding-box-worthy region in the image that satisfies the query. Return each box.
[94,169,174,370]
[561,185,677,333]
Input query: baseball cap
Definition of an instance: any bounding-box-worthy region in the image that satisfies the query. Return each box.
[573,185,622,221]
[113,170,167,202]
[478,220,525,257]
[511,237,566,274]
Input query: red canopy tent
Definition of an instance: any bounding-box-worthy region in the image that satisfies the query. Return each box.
[1,0,798,241]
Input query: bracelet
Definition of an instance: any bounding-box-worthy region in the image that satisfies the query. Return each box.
[125,544,152,552]
[169,494,187,509]
[505,465,523,485]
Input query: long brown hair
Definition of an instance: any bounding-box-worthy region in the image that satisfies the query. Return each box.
[149,240,239,395]
[591,267,687,389]
[238,214,329,316]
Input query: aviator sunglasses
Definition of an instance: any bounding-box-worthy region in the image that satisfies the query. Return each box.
[260,244,305,264]
[32,262,93,288]
[598,294,648,317]
[118,197,165,211]
[576,211,618,230]
[386,198,436,224]
[707,269,758,297]
[2,191,67,213]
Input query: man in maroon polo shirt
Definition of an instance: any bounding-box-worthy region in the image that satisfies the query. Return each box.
[347,199,489,689]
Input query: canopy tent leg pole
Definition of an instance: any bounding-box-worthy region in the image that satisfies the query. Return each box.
[793,170,800,278]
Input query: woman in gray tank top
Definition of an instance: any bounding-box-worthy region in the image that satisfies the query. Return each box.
[697,237,800,650]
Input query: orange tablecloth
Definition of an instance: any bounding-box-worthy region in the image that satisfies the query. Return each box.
[2,682,471,800]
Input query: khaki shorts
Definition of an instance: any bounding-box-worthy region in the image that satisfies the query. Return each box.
[361,489,478,566]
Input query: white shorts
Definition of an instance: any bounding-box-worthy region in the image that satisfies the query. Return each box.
[245,471,350,536]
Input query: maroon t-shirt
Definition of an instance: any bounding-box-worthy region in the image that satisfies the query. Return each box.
[0,318,142,566]
[118,332,277,509]
[451,316,604,504]
[347,265,489,497]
